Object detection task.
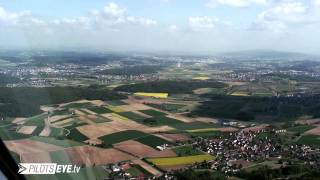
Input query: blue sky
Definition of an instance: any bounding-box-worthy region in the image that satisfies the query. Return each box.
[0,0,320,54]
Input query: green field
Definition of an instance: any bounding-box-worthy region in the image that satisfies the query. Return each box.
[244,161,281,172]
[146,103,186,113]
[50,150,73,164]
[49,127,65,137]
[296,135,320,146]
[106,100,127,106]
[118,112,146,124]
[147,154,214,167]
[66,128,89,142]
[55,120,78,128]
[119,111,182,126]
[51,109,70,116]
[136,135,174,149]
[144,116,183,126]
[287,125,316,134]
[172,145,204,156]
[63,102,92,109]
[98,130,148,146]
[50,151,72,164]
[24,113,47,126]
[64,122,88,130]
[50,116,74,124]
[78,109,90,115]
[126,164,152,177]
[31,125,45,136]
[99,130,174,148]
[87,106,112,114]
[90,116,111,123]
[140,109,167,117]
[30,136,84,147]
[0,124,31,140]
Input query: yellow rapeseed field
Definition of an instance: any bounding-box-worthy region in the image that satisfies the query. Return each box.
[187,128,219,133]
[134,92,169,98]
[147,154,214,167]
[107,105,124,113]
[230,92,250,96]
[193,76,210,80]
[111,113,130,121]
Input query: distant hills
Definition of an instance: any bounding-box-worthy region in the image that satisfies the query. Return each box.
[218,50,318,60]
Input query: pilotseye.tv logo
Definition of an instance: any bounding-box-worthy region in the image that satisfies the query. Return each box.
[18,163,81,174]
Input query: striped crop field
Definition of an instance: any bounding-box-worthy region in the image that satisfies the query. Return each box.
[134,92,169,99]
[107,105,124,113]
[111,113,130,121]
[192,77,210,80]
[186,128,219,133]
[147,154,214,167]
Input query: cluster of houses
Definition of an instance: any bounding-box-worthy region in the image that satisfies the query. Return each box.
[192,128,320,174]
[103,162,147,180]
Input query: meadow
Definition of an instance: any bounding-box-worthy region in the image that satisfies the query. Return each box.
[66,128,89,142]
[286,125,316,134]
[140,109,167,117]
[98,130,148,146]
[118,112,146,124]
[172,145,204,156]
[135,135,174,149]
[296,135,320,146]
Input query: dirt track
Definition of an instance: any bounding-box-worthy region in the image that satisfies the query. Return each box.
[154,133,190,142]
[132,159,163,177]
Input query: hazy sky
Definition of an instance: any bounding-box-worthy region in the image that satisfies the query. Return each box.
[0,0,320,54]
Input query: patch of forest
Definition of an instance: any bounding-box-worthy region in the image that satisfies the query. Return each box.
[114,80,227,94]
[192,94,320,121]
[0,86,125,117]
[0,74,21,84]
[98,65,163,76]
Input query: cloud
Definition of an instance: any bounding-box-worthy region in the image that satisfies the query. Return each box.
[1,2,157,30]
[1,1,320,54]
[168,25,178,31]
[103,2,126,17]
[206,0,268,8]
[259,2,307,23]
[0,2,160,50]
[0,7,44,27]
[315,0,320,6]
[189,16,230,31]
[250,1,318,32]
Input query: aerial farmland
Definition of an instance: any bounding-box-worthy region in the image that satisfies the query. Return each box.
[1,51,320,179]
[2,94,226,179]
